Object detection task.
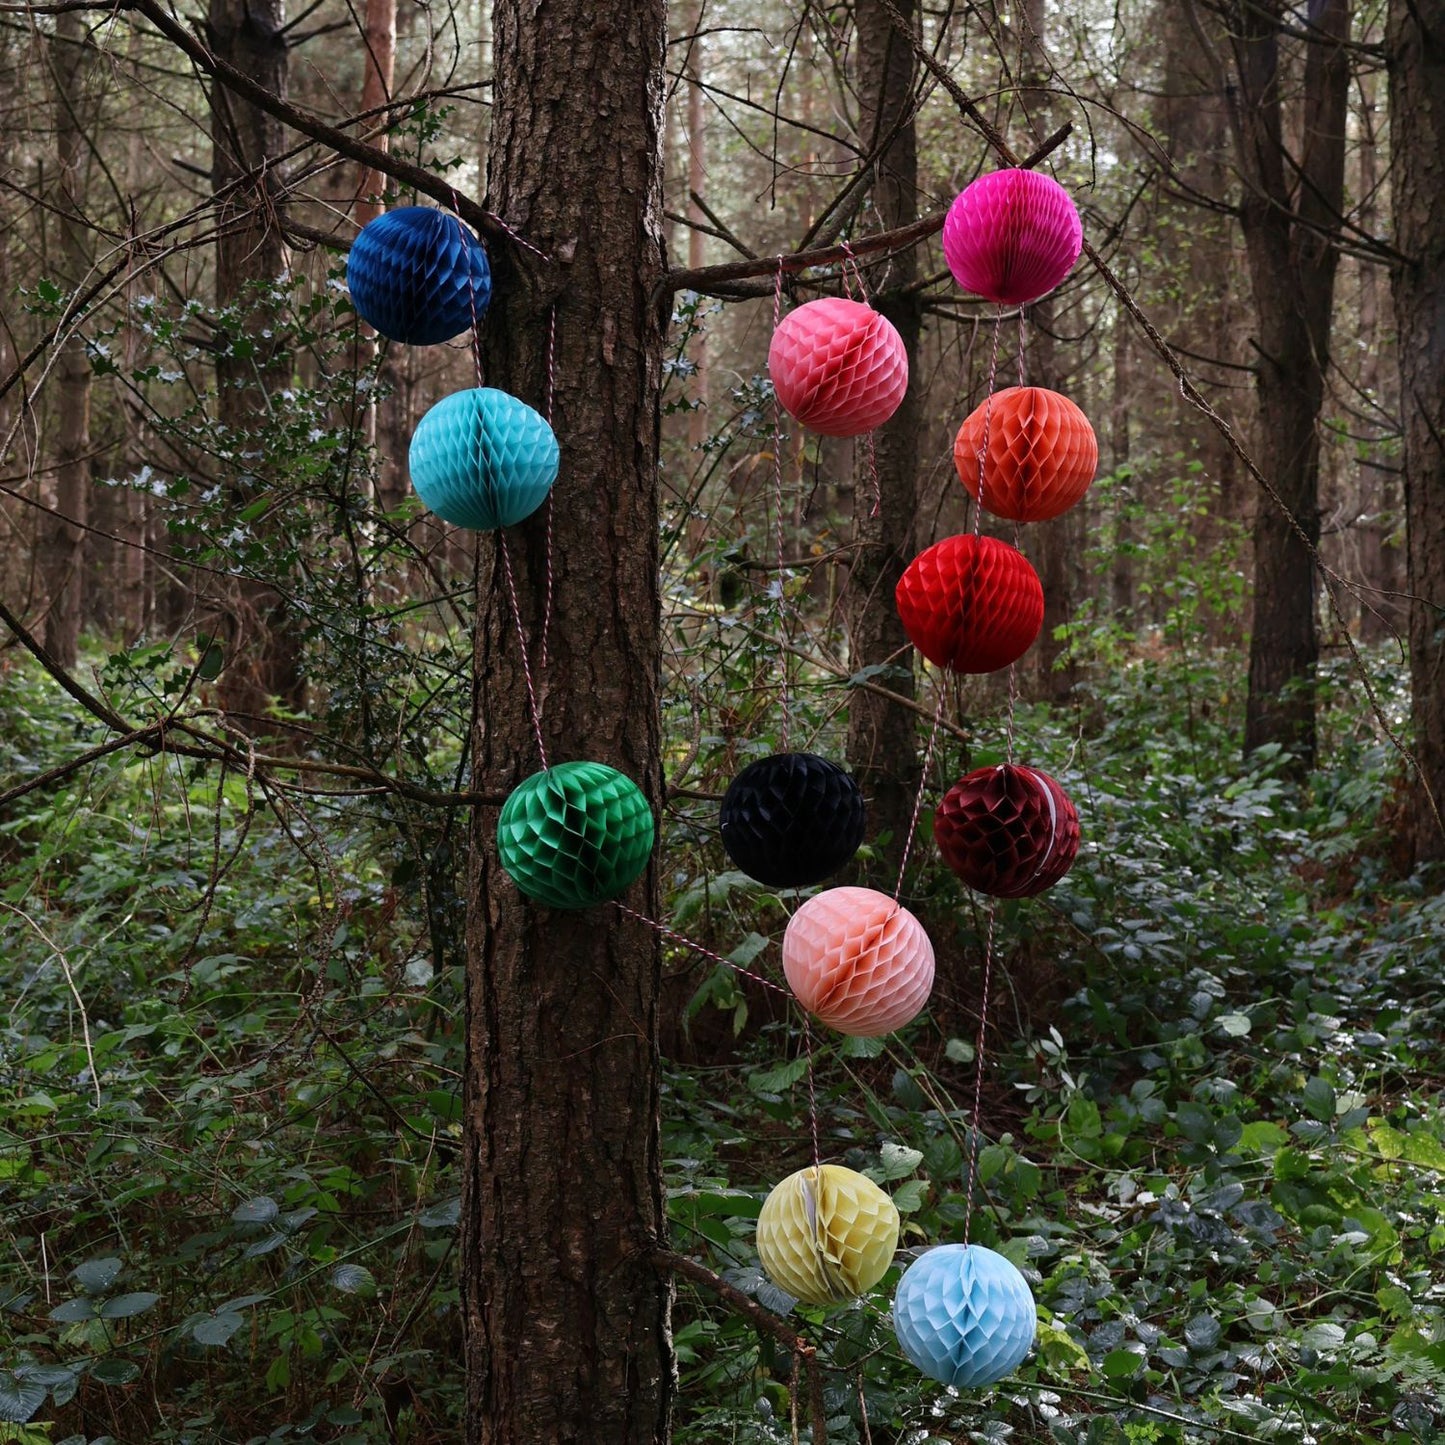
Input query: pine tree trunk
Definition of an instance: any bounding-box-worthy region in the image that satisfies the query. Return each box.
[1387,0,1445,864]
[460,1,673,1441]
[849,0,921,883]
[1221,0,1350,773]
[42,10,97,670]
[208,0,303,723]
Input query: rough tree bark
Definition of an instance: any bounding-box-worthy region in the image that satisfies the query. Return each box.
[1387,0,1445,865]
[208,0,304,721]
[1206,0,1351,772]
[848,0,921,881]
[460,1,673,1441]
[42,9,98,670]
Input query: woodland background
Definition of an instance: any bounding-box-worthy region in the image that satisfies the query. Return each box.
[1,1,1444,1443]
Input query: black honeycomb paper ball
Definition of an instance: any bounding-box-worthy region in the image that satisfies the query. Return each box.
[719,752,867,888]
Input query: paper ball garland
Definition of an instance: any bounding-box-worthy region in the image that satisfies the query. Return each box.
[782,886,934,1037]
[768,297,908,437]
[895,535,1044,674]
[756,1165,900,1306]
[934,764,1080,898]
[719,753,866,888]
[346,206,492,346]
[496,763,654,910]
[942,169,1082,307]
[893,1243,1036,1388]
[954,386,1098,523]
[408,387,559,530]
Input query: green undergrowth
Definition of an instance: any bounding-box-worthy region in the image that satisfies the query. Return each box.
[1,638,1441,1443]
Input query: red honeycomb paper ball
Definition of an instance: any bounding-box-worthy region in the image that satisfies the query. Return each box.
[953,386,1098,523]
[895,535,1043,674]
[782,886,935,1037]
[933,764,1080,898]
[768,297,908,437]
[942,170,1082,306]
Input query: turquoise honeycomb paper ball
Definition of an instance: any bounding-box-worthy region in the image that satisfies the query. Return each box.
[893,1244,1036,1388]
[496,763,654,910]
[408,387,559,530]
[345,206,491,346]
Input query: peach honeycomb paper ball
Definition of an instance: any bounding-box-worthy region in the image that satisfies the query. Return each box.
[942,169,1082,306]
[755,1165,900,1306]
[768,297,908,437]
[953,386,1098,523]
[782,886,934,1037]
[895,535,1043,675]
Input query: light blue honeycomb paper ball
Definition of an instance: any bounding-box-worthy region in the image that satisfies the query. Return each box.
[408,388,559,530]
[345,206,491,346]
[892,1243,1036,1388]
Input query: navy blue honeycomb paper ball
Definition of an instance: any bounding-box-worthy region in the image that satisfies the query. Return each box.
[719,752,866,888]
[346,207,491,346]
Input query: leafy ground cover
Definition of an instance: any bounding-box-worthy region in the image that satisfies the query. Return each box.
[1,632,1441,1443]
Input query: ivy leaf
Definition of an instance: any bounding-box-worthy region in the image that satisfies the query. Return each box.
[231,1196,279,1226]
[193,1311,246,1347]
[99,1292,160,1320]
[72,1257,123,1295]
[878,1141,924,1180]
[330,1264,377,1298]
[1302,1077,1337,1123]
[0,1371,45,1424]
[50,1296,100,1322]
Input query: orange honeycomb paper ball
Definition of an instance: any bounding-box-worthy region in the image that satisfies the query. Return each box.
[895,535,1043,674]
[954,386,1098,523]
[768,297,908,437]
[934,764,1080,898]
[782,886,935,1037]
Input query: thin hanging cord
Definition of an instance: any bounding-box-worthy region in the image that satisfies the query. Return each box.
[1017,305,1028,387]
[892,691,945,900]
[454,208,547,769]
[973,309,1005,530]
[540,305,558,670]
[802,1014,822,1170]
[771,258,792,752]
[497,536,548,769]
[615,901,792,999]
[961,898,999,1246]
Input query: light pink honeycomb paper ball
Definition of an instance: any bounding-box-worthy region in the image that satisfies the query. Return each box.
[782,886,935,1037]
[768,297,909,437]
[942,169,1082,306]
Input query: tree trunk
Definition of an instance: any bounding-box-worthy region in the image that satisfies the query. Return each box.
[42,9,98,670]
[461,1,672,1441]
[1216,0,1350,772]
[356,0,395,225]
[1387,0,1445,864]
[684,0,709,451]
[208,0,303,722]
[848,0,921,884]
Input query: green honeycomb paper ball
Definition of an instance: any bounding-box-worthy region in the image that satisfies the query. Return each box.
[496,763,655,909]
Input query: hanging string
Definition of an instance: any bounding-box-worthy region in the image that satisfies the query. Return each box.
[892,693,945,901]
[973,308,1006,531]
[961,898,999,1246]
[802,1014,822,1169]
[453,207,548,770]
[1017,304,1029,387]
[540,304,558,670]
[771,257,792,753]
[960,302,1025,1240]
[615,901,792,1000]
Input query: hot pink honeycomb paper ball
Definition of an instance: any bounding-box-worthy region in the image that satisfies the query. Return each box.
[768,297,908,437]
[782,886,934,1037]
[943,169,1082,306]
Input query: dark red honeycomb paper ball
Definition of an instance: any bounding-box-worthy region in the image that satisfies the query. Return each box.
[894,535,1043,674]
[933,764,1080,898]
[720,752,867,889]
